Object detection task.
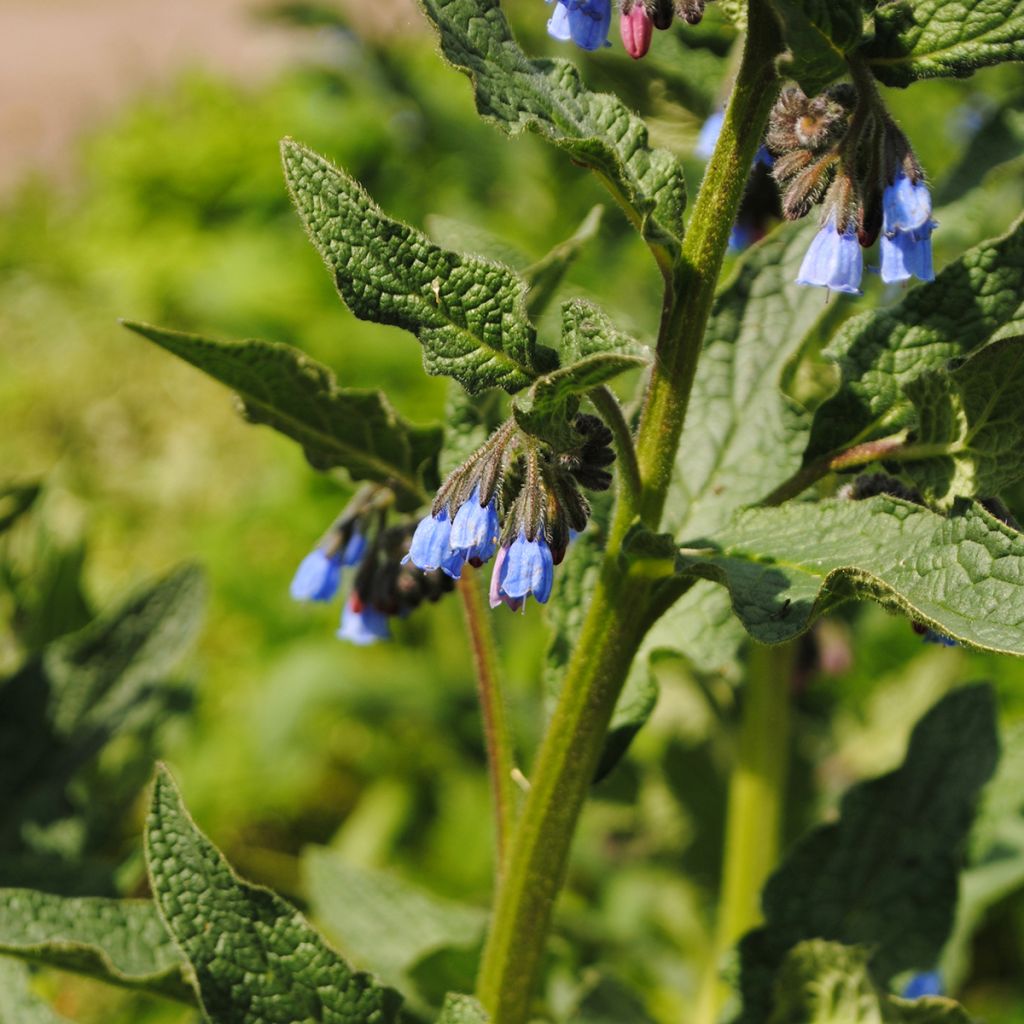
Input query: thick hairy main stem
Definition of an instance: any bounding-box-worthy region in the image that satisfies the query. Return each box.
[475,7,783,1021]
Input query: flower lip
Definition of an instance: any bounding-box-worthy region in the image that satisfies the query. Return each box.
[290,549,342,602]
[880,221,935,284]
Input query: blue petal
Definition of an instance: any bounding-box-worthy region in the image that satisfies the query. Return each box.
[547,1,572,40]
[337,600,391,645]
[883,173,932,233]
[922,628,958,648]
[498,533,554,603]
[340,530,367,566]
[405,509,455,573]
[696,110,724,161]
[880,223,935,284]
[290,550,342,602]
[451,491,500,564]
[566,0,611,50]
[796,219,862,294]
[903,971,944,999]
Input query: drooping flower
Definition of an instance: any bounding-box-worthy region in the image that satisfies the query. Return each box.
[450,487,500,566]
[488,546,523,612]
[902,971,943,999]
[490,531,555,609]
[290,549,343,602]
[546,0,612,51]
[337,594,391,645]
[796,216,863,294]
[404,508,465,579]
[880,172,935,284]
[620,3,653,59]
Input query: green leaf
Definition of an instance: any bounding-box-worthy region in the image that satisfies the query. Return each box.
[647,222,829,678]
[0,482,40,536]
[861,0,1024,87]
[768,0,865,93]
[560,299,648,362]
[737,687,998,1023]
[515,353,647,420]
[281,140,553,396]
[524,206,604,320]
[0,889,194,1004]
[302,847,485,1008]
[418,0,686,266]
[145,766,402,1024]
[124,321,440,512]
[805,216,1024,464]
[902,335,1024,504]
[0,960,72,1024]
[767,940,975,1024]
[437,993,489,1024]
[676,496,1024,654]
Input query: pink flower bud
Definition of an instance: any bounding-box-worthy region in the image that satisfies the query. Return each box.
[620,5,652,59]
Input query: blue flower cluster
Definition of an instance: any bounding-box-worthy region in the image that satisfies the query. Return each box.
[405,489,556,610]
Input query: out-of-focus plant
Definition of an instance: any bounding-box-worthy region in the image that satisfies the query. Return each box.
[4,0,1024,1022]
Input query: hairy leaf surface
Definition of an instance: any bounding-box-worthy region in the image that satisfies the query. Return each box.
[861,0,1024,87]
[0,889,193,1003]
[676,497,1024,654]
[125,321,439,511]
[146,767,401,1024]
[738,687,998,1022]
[419,0,686,266]
[282,140,552,395]
[769,0,865,93]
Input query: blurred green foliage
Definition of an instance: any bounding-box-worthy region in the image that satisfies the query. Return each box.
[2,4,1024,1022]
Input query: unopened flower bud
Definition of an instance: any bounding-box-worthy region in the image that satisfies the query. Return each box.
[620,4,653,58]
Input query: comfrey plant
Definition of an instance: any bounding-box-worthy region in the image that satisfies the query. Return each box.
[7,1,1024,1023]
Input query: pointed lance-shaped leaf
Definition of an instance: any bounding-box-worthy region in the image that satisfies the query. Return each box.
[145,766,402,1024]
[281,140,554,396]
[418,0,686,271]
[124,321,440,511]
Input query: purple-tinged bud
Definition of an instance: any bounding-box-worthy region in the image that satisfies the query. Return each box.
[620,5,652,58]
[796,216,863,294]
[489,545,523,612]
[338,593,391,646]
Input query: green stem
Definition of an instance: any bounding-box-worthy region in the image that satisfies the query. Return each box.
[474,7,784,1022]
[694,641,795,1024]
[589,384,641,505]
[458,572,517,876]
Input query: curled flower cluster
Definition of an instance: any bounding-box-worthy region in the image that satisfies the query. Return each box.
[767,84,936,295]
[545,0,713,58]
[290,489,455,646]
[406,415,615,610]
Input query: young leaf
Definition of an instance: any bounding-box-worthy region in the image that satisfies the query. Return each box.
[281,140,553,396]
[437,993,489,1024]
[525,206,604,320]
[145,766,402,1024]
[805,216,1024,465]
[902,335,1024,504]
[418,0,686,268]
[560,300,648,362]
[737,687,998,1023]
[125,321,440,511]
[302,847,485,1004]
[768,0,865,94]
[514,353,647,420]
[768,940,976,1024]
[0,959,72,1024]
[860,0,1024,88]
[0,890,194,1004]
[675,496,1024,655]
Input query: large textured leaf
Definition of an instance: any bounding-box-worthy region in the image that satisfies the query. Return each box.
[805,216,1024,464]
[0,959,72,1024]
[302,848,485,1005]
[676,496,1024,655]
[437,994,489,1024]
[647,222,828,677]
[282,140,552,396]
[418,0,686,267]
[768,0,865,93]
[737,687,998,1023]
[902,335,1024,504]
[767,941,975,1024]
[146,766,401,1024]
[861,0,1024,87]
[124,321,439,511]
[0,890,193,1004]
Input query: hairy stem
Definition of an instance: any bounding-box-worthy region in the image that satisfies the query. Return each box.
[694,641,795,1024]
[474,7,784,1021]
[458,572,517,875]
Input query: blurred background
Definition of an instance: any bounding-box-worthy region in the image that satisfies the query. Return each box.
[1,1,1023,1021]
